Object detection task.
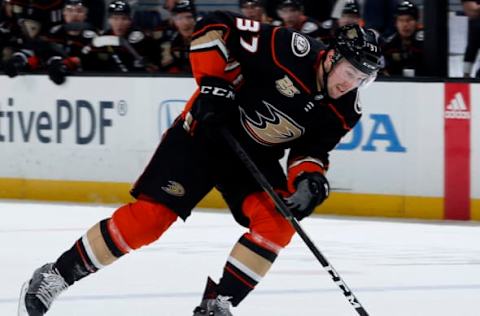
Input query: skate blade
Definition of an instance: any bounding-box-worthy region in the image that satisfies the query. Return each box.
[17,281,29,316]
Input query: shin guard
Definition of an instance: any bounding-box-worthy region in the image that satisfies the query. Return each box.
[55,200,178,285]
[217,192,295,306]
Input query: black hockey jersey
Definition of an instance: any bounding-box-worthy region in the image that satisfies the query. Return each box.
[186,11,361,183]
[383,29,425,76]
[43,23,99,71]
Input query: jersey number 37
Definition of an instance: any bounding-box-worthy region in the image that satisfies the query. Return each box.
[235,17,260,53]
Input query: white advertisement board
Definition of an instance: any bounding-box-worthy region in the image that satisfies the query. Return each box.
[0,75,477,220]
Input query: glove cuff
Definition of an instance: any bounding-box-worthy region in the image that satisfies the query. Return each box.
[199,77,234,89]
[287,157,326,192]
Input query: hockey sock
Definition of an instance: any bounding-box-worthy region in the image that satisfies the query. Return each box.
[55,218,129,285]
[217,232,281,306]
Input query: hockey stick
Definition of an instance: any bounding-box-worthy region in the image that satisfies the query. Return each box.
[220,128,369,316]
[92,36,145,69]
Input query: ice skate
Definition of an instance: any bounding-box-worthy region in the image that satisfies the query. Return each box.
[18,263,69,316]
[193,277,233,316]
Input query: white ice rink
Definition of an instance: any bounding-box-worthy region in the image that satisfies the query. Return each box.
[1,200,480,316]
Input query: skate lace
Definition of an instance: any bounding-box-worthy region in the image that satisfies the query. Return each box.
[36,269,68,309]
[215,295,232,315]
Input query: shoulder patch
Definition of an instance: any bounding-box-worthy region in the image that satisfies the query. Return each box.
[415,30,424,41]
[301,21,319,34]
[291,32,310,57]
[128,31,145,43]
[275,75,300,97]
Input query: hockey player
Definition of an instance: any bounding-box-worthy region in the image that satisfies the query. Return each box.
[383,0,425,76]
[337,0,364,28]
[158,0,197,73]
[42,0,98,84]
[2,0,64,77]
[18,11,383,316]
[239,0,278,24]
[276,0,332,43]
[93,0,160,72]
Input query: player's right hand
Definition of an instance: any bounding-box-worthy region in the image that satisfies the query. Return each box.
[283,172,330,220]
[183,77,236,135]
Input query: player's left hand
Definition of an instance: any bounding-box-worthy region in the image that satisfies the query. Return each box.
[183,77,236,135]
[284,172,330,220]
[47,57,69,85]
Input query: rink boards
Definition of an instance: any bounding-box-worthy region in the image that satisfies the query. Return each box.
[0,75,478,221]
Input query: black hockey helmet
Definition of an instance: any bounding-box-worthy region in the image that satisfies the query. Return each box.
[64,0,84,7]
[239,0,264,8]
[333,24,383,76]
[277,0,303,10]
[171,0,196,15]
[395,0,419,20]
[342,0,360,16]
[108,0,131,16]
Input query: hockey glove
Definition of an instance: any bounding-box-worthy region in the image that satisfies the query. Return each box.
[4,54,28,78]
[284,172,330,220]
[47,57,80,85]
[184,77,236,135]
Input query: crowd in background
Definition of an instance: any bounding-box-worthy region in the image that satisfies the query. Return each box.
[0,0,478,85]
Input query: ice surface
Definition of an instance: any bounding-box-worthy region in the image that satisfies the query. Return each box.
[1,200,479,315]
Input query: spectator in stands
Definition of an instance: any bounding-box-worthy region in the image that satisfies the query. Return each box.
[158,0,196,73]
[276,0,331,43]
[94,0,160,72]
[382,0,425,77]
[462,0,480,78]
[239,0,279,24]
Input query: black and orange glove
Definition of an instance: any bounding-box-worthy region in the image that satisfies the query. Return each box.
[284,172,330,220]
[47,56,80,85]
[184,77,236,135]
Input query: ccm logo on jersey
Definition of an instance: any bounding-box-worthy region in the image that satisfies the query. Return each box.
[291,33,310,57]
[200,86,235,100]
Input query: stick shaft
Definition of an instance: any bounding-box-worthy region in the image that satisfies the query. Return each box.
[221,128,369,316]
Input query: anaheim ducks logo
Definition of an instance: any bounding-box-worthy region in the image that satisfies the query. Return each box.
[161,181,185,197]
[240,101,305,146]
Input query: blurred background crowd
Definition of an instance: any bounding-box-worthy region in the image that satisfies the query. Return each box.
[0,0,478,84]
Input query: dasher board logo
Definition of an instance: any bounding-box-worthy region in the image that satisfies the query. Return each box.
[158,99,186,138]
[445,92,470,119]
[275,75,300,97]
